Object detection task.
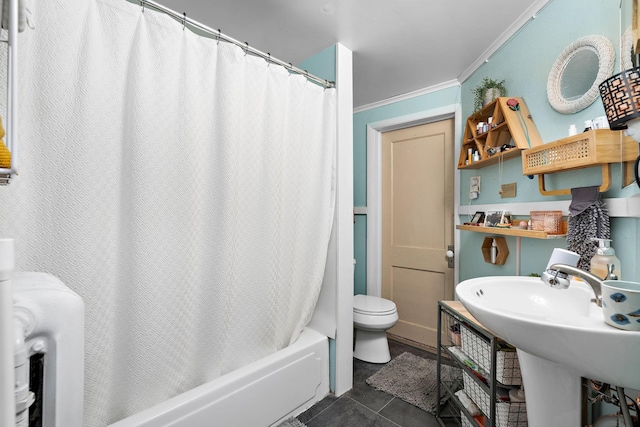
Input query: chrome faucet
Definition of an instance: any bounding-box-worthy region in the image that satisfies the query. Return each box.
[541,263,604,307]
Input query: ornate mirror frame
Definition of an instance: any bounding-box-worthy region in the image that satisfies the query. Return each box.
[547,35,615,114]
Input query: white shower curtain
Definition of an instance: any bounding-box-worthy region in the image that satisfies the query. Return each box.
[0,0,336,425]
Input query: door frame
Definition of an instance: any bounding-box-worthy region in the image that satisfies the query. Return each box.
[366,104,462,297]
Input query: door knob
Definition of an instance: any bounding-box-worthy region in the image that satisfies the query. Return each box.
[445,245,455,268]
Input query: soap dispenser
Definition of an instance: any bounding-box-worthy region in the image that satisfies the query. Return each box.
[590,238,621,280]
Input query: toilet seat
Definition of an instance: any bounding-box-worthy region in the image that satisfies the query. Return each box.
[353,294,397,316]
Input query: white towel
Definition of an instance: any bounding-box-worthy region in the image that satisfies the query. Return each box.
[0,0,35,32]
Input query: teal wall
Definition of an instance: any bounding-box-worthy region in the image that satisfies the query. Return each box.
[300,44,336,84]
[458,0,639,282]
[353,0,640,293]
[456,0,640,408]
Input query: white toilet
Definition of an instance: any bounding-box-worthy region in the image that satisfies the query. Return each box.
[353,294,399,363]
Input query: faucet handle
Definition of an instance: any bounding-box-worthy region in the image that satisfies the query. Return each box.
[541,268,570,289]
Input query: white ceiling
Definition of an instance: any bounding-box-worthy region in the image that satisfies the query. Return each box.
[154,0,549,109]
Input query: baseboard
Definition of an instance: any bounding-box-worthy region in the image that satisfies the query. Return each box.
[387,333,438,355]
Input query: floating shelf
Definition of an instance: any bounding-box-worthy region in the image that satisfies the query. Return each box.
[456,224,566,239]
[457,220,567,275]
[521,129,638,196]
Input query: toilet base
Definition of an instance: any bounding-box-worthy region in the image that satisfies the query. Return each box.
[353,329,391,363]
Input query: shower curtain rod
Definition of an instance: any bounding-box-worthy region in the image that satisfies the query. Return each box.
[138,0,335,89]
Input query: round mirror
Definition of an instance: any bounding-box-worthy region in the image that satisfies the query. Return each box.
[547,35,615,114]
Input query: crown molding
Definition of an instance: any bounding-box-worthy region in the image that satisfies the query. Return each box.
[354,79,459,114]
[457,0,551,84]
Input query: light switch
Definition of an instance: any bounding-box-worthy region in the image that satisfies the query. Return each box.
[470,176,481,193]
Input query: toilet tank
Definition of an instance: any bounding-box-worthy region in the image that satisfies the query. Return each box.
[13,272,84,426]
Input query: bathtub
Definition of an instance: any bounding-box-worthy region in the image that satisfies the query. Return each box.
[108,327,329,427]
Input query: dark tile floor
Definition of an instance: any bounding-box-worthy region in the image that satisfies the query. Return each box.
[296,338,459,427]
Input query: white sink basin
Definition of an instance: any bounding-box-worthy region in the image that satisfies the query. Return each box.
[456,276,640,426]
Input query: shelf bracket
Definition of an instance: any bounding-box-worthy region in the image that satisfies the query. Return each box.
[537,163,611,196]
[623,158,636,187]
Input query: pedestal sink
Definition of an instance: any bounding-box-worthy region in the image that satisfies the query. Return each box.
[456,276,640,427]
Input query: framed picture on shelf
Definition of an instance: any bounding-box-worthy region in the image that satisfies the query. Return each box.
[470,211,485,225]
[484,211,504,227]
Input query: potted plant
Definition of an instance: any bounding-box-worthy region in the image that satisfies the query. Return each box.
[473,77,507,112]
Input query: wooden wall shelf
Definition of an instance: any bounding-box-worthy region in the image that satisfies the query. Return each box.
[458,220,567,275]
[457,224,566,240]
[459,97,543,169]
[521,129,638,195]
[481,236,509,265]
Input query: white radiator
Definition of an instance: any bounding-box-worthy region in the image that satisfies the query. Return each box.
[12,272,84,426]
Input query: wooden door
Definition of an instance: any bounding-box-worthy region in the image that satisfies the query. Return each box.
[381,119,455,348]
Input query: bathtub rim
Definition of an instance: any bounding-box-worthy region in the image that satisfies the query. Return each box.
[108,326,329,427]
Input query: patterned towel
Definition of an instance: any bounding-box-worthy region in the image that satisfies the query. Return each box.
[567,186,610,271]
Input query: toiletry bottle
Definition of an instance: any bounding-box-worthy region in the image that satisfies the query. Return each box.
[490,238,498,264]
[590,238,621,280]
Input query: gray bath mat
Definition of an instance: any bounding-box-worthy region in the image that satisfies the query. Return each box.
[275,417,307,427]
[366,352,461,414]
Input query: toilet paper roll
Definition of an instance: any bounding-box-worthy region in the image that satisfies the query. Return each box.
[545,248,580,270]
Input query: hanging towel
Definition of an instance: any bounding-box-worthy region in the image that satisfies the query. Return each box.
[0,0,35,32]
[566,185,610,271]
[0,117,10,169]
